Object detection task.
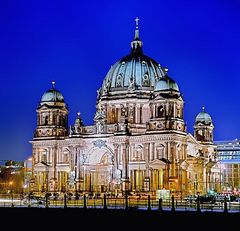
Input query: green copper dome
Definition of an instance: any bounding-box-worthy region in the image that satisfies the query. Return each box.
[101,53,165,91]
[98,18,167,98]
[195,107,212,124]
[154,75,179,92]
[41,82,64,102]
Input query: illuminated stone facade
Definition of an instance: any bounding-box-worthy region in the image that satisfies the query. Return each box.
[30,20,220,196]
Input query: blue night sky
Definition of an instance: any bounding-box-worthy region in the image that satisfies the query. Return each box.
[0,0,240,161]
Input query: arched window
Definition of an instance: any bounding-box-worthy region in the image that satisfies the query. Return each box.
[44,115,49,125]
[157,105,164,118]
[63,153,69,163]
[133,145,143,161]
[176,105,181,118]
[62,148,70,163]
[42,153,47,162]
[62,116,66,127]
[40,149,47,163]
[52,115,56,125]
[156,145,164,159]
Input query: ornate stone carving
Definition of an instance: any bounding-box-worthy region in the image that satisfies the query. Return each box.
[93,139,106,148]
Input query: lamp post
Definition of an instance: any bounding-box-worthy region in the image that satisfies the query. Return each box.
[9,181,13,207]
[83,165,86,192]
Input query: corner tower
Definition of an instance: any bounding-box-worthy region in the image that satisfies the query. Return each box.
[33,81,69,140]
[194,107,214,144]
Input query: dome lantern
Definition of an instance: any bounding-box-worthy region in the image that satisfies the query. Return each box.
[131,17,143,54]
[194,106,214,143]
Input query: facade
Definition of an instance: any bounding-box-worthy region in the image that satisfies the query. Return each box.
[215,139,240,194]
[30,19,220,196]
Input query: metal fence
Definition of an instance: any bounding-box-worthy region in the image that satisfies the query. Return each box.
[0,194,240,213]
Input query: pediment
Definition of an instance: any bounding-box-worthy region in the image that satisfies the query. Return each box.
[39,104,50,110]
[34,162,51,169]
[206,161,218,169]
[38,104,64,110]
[35,162,45,167]
[149,159,166,168]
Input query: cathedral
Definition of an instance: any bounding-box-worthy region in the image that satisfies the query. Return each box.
[30,19,220,196]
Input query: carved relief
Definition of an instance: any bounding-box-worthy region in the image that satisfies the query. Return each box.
[93,139,106,148]
[128,76,135,90]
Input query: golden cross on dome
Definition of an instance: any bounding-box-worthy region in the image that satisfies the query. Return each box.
[135,17,140,29]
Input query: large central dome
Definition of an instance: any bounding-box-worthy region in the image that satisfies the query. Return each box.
[98,19,169,100]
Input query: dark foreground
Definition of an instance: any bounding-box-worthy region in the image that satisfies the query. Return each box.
[0,207,239,229]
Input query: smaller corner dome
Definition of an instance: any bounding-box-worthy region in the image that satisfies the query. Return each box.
[41,82,64,103]
[154,75,179,92]
[74,112,84,126]
[195,107,212,124]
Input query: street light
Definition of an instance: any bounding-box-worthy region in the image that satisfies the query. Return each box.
[9,181,13,206]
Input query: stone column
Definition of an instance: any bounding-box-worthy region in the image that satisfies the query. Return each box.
[114,144,119,170]
[170,142,176,177]
[149,143,153,161]
[135,104,139,123]
[51,145,58,191]
[165,142,171,188]
[153,105,156,118]
[75,146,81,191]
[144,143,150,192]
[122,143,130,192]
[140,104,143,123]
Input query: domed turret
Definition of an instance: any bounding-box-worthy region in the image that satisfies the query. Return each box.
[155,75,179,92]
[70,112,84,136]
[194,107,214,144]
[41,81,64,102]
[195,107,212,125]
[34,81,69,140]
